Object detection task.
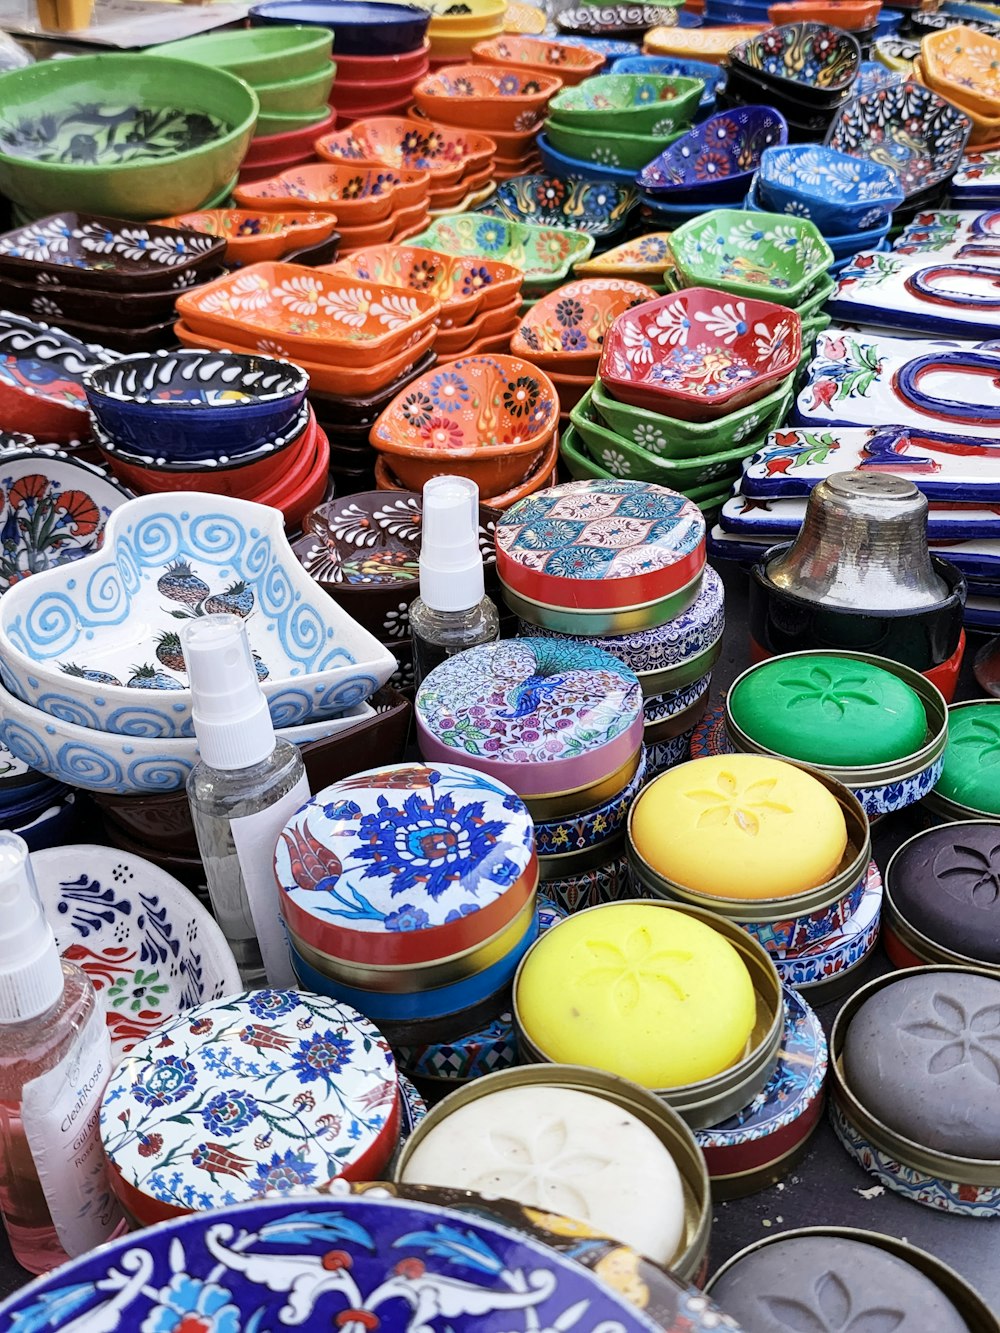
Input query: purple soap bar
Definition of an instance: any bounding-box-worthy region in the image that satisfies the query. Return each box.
[891,823,1000,964]
[711,1235,969,1332]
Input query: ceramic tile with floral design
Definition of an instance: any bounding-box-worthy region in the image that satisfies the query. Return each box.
[893,208,1000,257]
[828,251,1000,336]
[952,149,1000,201]
[101,991,400,1217]
[720,491,1000,538]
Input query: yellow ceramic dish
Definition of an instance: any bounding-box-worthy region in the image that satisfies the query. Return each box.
[644,24,766,61]
[505,1,547,32]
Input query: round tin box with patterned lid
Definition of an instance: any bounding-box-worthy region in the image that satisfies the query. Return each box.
[99,990,400,1225]
[830,966,1000,1216]
[724,650,949,819]
[695,985,827,1199]
[923,700,1000,823]
[274,761,537,967]
[520,563,724,698]
[775,858,883,1004]
[495,479,707,635]
[415,638,645,820]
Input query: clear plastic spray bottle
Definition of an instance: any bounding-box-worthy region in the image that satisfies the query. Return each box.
[410,476,500,688]
[183,614,310,989]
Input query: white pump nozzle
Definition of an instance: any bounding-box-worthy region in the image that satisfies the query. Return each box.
[182,614,276,771]
[419,476,486,613]
[0,832,63,1022]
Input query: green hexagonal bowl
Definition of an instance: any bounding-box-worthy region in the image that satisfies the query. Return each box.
[669,208,834,308]
[409,214,595,296]
[545,116,686,172]
[560,422,735,513]
[548,74,704,134]
[590,373,796,459]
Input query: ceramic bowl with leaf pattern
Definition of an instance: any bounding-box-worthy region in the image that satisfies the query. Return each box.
[730,22,861,107]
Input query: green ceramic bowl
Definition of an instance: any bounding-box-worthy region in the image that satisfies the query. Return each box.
[590,374,795,460]
[148,26,333,81]
[571,387,755,488]
[561,423,734,513]
[669,208,834,308]
[255,104,334,136]
[548,74,704,134]
[0,55,258,221]
[795,272,836,318]
[545,117,685,172]
[255,65,335,113]
[410,214,595,295]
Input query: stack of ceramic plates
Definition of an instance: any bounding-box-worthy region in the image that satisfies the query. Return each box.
[314,115,497,214]
[334,42,431,123]
[916,25,1000,149]
[0,213,224,357]
[419,0,507,65]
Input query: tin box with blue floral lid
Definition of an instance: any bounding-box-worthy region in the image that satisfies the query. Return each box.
[416,639,645,820]
[99,990,401,1226]
[275,762,538,977]
[495,479,707,635]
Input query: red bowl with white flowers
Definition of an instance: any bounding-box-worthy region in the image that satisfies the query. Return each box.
[599,286,802,421]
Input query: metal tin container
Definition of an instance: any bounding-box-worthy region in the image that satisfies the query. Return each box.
[724,650,949,818]
[537,848,632,913]
[644,674,712,738]
[518,564,725,698]
[416,638,645,820]
[706,1228,997,1333]
[393,1062,712,1284]
[646,729,698,778]
[695,986,827,1200]
[628,761,872,952]
[496,479,707,635]
[830,966,1000,1216]
[534,751,647,857]
[884,822,1000,974]
[396,1009,520,1085]
[99,990,401,1226]
[775,858,883,1003]
[923,700,1000,823]
[513,899,785,1130]
[274,761,537,967]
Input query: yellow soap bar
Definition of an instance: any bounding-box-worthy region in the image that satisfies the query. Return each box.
[630,755,848,900]
[516,902,756,1088]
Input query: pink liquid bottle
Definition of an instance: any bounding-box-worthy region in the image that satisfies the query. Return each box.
[0,832,125,1273]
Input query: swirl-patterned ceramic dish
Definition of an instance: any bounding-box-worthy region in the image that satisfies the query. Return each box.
[100,990,400,1223]
[0,493,396,738]
[824,80,972,200]
[557,4,680,36]
[33,843,240,1059]
[0,310,120,441]
[730,23,861,104]
[0,447,130,596]
[0,1195,666,1333]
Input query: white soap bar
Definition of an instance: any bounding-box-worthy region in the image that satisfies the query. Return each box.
[401,1085,686,1265]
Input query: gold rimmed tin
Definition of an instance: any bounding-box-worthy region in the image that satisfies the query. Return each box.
[627,760,871,945]
[512,899,785,1131]
[830,966,1000,1216]
[644,685,710,745]
[637,636,722,700]
[724,650,949,819]
[501,566,705,637]
[923,700,1000,823]
[525,747,643,822]
[393,1062,712,1284]
[539,832,626,880]
[884,820,1000,974]
[706,1227,997,1333]
[289,890,539,992]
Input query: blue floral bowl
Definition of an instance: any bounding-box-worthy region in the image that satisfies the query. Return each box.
[84,350,310,464]
[536,131,639,186]
[491,173,638,245]
[744,172,893,252]
[637,105,788,202]
[0,1196,665,1333]
[0,492,396,739]
[757,144,904,234]
[611,55,723,109]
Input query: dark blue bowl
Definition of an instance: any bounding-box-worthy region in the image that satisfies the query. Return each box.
[84,350,309,464]
[536,132,640,186]
[249,0,429,55]
[638,104,788,202]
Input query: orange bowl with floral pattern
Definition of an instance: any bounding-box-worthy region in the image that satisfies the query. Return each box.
[472,35,604,84]
[315,116,496,186]
[176,261,441,366]
[233,164,429,224]
[511,277,659,372]
[921,26,1000,122]
[413,64,561,131]
[435,294,521,353]
[370,352,559,491]
[322,245,522,327]
[374,426,559,505]
[155,209,339,265]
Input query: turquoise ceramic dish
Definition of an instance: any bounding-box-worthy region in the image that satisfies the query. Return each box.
[0,55,258,221]
[545,117,685,172]
[548,73,704,133]
[590,374,796,458]
[572,386,762,487]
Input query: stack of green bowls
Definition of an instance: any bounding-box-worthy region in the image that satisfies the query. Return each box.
[544,72,704,174]
[150,26,335,140]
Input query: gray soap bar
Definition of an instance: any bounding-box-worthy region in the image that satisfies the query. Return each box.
[844,972,1000,1160]
[712,1235,970,1332]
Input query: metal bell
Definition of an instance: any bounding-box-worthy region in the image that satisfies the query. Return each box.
[764,472,949,611]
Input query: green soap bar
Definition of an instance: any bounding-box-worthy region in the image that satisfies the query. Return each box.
[937,704,1000,814]
[730,655,927,766]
